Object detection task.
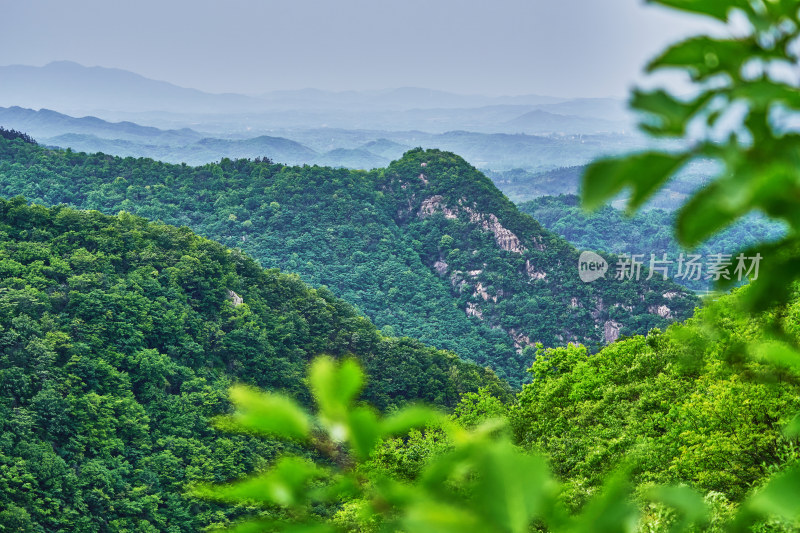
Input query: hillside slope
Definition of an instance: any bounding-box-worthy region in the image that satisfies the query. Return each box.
[510,286,800,513]
[0,137,698,383]
[0,197,504,531]
[379,149,697,351]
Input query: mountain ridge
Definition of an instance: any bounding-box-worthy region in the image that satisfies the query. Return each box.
[0,135,698,383]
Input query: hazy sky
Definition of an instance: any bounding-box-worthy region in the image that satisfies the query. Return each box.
[0,0,714,98]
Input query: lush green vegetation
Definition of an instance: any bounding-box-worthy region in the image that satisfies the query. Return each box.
[512,289,800,514]
[0,138,696,384]
[191,288,800,532]
[188,0,800,531]
[0,198,507,531]
[5,0,800,529]
[519,194,786,291]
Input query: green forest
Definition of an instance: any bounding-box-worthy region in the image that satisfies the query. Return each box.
[4,0,800,531]
[1,179,798,531]
[0,137,697,385]
[0,197,506,531]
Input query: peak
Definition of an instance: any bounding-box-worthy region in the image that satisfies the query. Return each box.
[45,60,86,69]
[392,147,472,168]
[383,148,509,214]
[387,148,485,186]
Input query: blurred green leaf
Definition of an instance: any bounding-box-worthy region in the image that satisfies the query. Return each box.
[746,465,800,522]
[784,411,800,438]
[631,89,711,136]
[582,152,688,212]
[347,407,381,459]
[473,441,556,533]
[646,485,709,532]
[732,80,800,110]
[214,519,335,533]
[648,37,766,80]
[309,356,364,416]
[380,405,444,436]
[193,456,323,507]
[734,238,800,311]
[402,500,483,533]
[216,385,310,440]
[647,0,741,21]
[308,473,359,502]
[675,180,742,247]
[751,340,800,371]
[570,469,638,533]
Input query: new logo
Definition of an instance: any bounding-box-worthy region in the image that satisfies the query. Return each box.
[578,251,608,283]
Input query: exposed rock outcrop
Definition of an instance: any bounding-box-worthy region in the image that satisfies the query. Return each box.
[649,304,672,319]
[450,271,467,292]
[473,281,498,302]
[465,209,526,253]
[604,320,622,343]
[509,328,534,352]
[466,302,483,320]
[419,195,458,219]
[417,196,527,254]
[525,259,547,280]
[227,289,244,307]
[591,298,605,320]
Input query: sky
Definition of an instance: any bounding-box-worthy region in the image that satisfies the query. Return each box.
[0,0,715,98]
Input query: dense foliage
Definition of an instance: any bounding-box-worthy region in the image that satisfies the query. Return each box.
[0,137,696,384]
[194,356,650,533]
[0,198,506,531]
[196,288,800,532]
[7,0,800,529]
[195,0,800,531]
[512,289,800,515]
[519,194,786,291]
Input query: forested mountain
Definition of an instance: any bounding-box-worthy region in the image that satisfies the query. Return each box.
[0,197,506,531]
[519,195,786,291]
[0,135,697,384]
[0,135,789,531]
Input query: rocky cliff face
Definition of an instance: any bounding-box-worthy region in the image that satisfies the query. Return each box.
[379,148,698,355]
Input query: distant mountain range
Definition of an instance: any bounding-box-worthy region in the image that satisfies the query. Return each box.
[504,109,622,134]
[0,61,633,134]
[0,105,204,144]
[0,61,262,115]
[0,106,646,170]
